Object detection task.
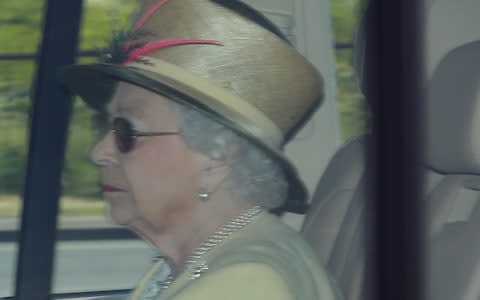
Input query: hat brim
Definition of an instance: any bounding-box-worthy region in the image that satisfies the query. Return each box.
[58,62,309,214]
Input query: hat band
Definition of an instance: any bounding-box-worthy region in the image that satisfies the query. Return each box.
[126,57,284,148]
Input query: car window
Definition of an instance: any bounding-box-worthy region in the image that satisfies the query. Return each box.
[0,1,46,297]
[331,0,368,142]
[51,0,155,295]
[2,0,369,298]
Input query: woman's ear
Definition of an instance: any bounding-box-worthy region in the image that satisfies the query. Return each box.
[218,140,242,163]
[207,139,239,163]
[192,149,226,173]
[202,156,228,172]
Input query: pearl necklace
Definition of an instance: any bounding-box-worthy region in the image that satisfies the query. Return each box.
[139,205,263,299]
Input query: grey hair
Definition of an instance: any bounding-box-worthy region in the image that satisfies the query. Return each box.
[170,102,288,209]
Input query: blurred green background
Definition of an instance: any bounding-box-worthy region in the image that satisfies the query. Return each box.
[0,0,366,217]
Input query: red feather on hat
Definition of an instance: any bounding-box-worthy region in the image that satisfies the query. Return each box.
[101,0,223,65]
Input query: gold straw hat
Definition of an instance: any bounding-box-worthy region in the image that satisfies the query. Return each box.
[59,0,324,213]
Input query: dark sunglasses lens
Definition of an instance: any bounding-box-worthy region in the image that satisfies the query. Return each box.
[113,118,134,153]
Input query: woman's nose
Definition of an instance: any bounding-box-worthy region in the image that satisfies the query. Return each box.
[90,132,118,166]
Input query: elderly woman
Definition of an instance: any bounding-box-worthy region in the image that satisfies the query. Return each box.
[60,0,340,299]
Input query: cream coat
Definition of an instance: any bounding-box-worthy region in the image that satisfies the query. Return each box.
[128,211,342,299]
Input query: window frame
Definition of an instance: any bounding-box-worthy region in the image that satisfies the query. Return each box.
[12,1,83,299]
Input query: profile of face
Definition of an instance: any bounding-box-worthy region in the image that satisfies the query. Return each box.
[90,82,206,232]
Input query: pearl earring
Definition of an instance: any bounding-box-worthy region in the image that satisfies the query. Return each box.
[198,189,210,202]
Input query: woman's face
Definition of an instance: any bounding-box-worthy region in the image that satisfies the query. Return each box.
[90,82,203,231]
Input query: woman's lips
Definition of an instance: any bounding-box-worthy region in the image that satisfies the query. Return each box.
[102,184,127,192]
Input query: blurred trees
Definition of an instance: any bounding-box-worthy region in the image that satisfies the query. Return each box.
[0,0,136,197]
[0,1,43,195]
[331,0,368,141]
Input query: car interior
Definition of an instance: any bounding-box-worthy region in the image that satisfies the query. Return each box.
[2,0,480,299]
[302,0,480,300]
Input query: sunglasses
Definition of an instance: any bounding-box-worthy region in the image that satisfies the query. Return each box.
[111,117,179,153]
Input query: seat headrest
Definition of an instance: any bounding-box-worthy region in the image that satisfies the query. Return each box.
[355,0,480,87]
[425,41,480,174]
[426,0,480,77]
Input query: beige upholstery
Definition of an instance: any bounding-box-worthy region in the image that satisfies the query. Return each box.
[426,0,480,77]
[425,174,480,300]
[424,41,480,300]
[425,41,480,174]
[302,37,480,300]
[301,137,367,300]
